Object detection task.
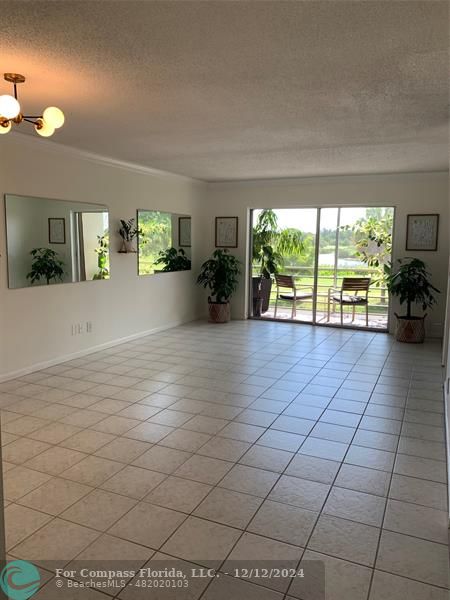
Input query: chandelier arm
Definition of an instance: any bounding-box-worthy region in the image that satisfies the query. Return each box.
[2,73,64,135]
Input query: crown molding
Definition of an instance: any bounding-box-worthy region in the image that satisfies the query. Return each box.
[7,131,206,185]
[207,169,449,188]
[5,133,448,188]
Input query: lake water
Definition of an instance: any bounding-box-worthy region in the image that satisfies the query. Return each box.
[318,253,364,268]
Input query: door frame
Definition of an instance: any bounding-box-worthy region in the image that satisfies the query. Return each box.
[248,205,395,332]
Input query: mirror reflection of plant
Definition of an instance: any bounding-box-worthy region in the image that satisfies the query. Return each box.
[155,247,191,272]
[253,210,305,278]
[138,211,171,274]
[27,248,65,285]
[139,212,171,244]
[93,234,110,280]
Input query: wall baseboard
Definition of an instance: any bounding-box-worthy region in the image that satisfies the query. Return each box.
[0,318,197,383]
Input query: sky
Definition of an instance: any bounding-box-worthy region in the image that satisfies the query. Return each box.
[254,207,369,234]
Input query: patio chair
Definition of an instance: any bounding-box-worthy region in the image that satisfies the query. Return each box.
[274,274,314,319]
[327,277,371,326]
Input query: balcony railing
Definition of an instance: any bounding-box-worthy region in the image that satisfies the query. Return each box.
[252,264,389,316]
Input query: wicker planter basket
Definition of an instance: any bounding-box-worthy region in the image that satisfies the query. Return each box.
[394,313,426,343]
[208,299,231,323]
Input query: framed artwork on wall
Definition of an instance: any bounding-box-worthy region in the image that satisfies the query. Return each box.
[48,218,66,244]
[178,216,191,247]
[215,216,238,248]
[406,214,439,251]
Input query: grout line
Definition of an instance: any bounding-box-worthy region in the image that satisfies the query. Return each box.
[2,322,448,599]
[365,351,412,599]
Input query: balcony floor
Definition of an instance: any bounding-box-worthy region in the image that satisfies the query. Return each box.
[255,305,389,330]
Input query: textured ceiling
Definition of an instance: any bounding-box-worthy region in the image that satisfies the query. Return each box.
[1,1,449,181]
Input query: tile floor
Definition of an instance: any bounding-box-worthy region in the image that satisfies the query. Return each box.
[0,320,449,599]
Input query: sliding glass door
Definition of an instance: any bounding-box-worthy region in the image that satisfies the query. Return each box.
[250,206,393,330]
[251,208,317,323]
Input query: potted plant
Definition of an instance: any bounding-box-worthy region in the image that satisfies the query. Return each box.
[197,249,241,323]
[386,258,440,343]
[26,248,65,285]
[93,234,110,280]
[155,247,191,272]
[252,210,304,316]
[118,218,143,253]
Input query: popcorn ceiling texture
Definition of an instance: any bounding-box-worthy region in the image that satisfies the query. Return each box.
[1,1,448,181]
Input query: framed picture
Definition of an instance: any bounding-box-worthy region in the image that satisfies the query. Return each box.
[215,216,238,248]
[406,214,439,251]
[178,217,191,247]
[48,218,66,244]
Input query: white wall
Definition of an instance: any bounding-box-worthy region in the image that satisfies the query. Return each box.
[199,172,449,336]
[0,134,206,380]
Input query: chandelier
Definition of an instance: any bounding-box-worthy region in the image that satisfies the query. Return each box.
[0,73,65,137]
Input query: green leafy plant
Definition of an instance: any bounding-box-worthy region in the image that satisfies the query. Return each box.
[253,210,305,278]
[155,247,191,272]
[197,249,241,303]
[386,258,440,318]
[26,248,65,285]
[137,211,169,273]
[93,234,110,280]
[118,218,143,242]
[342,209,393,286]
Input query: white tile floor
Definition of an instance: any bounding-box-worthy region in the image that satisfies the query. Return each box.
[1,320,449,599]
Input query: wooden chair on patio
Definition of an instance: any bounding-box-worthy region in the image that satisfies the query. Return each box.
[327,277,371,326]
[274,274,314,319]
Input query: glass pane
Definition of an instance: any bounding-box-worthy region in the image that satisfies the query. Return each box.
[137,211,192,275]
[333,207,394,329]
[80,212,110,281]
[4,194,110,289]
[251,208,317,322]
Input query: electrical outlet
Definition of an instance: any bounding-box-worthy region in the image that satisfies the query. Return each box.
[72,322,93,335]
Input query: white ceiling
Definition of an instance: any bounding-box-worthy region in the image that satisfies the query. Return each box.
[1,1,449,181]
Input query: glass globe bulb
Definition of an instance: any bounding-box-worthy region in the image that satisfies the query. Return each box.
[42,106,65,129]
[0,119,11,134]
[0,95,20,119]
[35,118,55,137]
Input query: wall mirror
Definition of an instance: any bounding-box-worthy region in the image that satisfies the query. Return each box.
[4,194,110,289]
[137,210,191,275]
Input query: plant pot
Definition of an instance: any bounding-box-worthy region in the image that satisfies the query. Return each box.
[208,299,231,323]
[119,240,136,253]
[394,313,426,343]
[252,277,272,315]
[252,278,261,317]
[253,297,263,317]
[260,277,272,313]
